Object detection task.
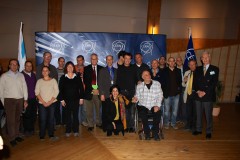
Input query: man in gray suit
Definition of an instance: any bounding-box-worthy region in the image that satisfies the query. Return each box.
[98,55,117,131]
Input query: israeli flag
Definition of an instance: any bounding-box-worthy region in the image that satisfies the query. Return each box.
[184,34,196,68]
[18,22,26,72]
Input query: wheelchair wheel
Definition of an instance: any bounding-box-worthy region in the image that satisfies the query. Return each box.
[134,104,139,133]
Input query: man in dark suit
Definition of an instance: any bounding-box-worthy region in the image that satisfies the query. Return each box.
[193,51,219,139]
[98,55,117,131]
[83,53,103,131]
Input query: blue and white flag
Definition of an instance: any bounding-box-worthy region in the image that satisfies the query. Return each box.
[18,22,26,72]
[184,34,196,68]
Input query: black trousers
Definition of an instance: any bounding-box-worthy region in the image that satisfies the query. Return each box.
[54,101,61,125]
[185,94,196,131]
[101,101,107,131]
[138,105,161,136]
[23,98,37,133]
[65,100,79,133]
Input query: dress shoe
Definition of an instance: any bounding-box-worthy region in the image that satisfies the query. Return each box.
[206,133,212,140]
[10,140,17,147]
[145,134,151,140]
[15,137,24,142]
[88,127,94,131]
[107,131,112,136]
[192,131,202,135]
[154,134,160,141]
[128,128,135,133]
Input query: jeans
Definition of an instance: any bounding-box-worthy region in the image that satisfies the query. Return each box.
[38,102,56,138]
[164,94,180,127]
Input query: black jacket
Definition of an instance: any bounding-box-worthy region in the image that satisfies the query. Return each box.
[194,65,219,102]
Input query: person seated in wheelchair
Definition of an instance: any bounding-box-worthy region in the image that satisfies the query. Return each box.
[105,85,129,136]
[132,70,163,141]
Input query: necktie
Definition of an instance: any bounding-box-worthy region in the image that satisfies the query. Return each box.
[203,66,207,76]
[92,66,96,85]
[187,72,193,95]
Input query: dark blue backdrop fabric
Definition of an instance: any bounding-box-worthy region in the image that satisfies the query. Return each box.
[35,32,166,67]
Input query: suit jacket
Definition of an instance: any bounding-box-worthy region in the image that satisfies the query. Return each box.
[98,66,117,99]
[83,64,103,100]
[194,65,219,102]
[161,67,182,98]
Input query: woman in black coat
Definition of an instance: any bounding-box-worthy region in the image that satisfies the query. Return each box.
[105,85,129,136]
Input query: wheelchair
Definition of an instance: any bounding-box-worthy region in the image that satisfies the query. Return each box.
[134,103,164,140]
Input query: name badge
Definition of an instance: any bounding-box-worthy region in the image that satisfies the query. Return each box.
[210,71,215,75]
[111,80,114,85]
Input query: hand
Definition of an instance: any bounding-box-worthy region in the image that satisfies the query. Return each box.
[46,101,52,107]
[61,100,66,107]
[153,106,160,113]
[42,101,48,107]
[112,122,116,129]
[100,95,105,101]
[184,76,188,83]
[24,100,28,109]
[79,99,84,105]
[132,97,138,103]
[92,89,99,95]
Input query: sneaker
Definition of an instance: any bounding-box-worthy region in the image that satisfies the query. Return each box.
[50,136,59,141]
[172,125,178,130]
[81,122,88,127]
[65,133,71,137]
[164,125,169,130]
[40,137,45,141]
[74,133,79,137]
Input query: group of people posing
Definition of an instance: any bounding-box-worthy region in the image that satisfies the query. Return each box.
[0,50,219,146]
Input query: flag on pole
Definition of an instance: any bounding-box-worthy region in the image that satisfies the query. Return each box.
[184,28,196,68]
[18,22,26,72]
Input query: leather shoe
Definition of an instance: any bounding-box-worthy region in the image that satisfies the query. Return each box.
[10,140,17,147]
[145,134,150,140]
[128,128,135,133]
[15,137,24,142]
[206,133,212,139]
[192,131,202,135]
[88,127,94,131]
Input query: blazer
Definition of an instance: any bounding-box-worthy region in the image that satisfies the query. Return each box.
[161,67,182,98]
[194,65,219,102]
[98,66,117,99]
[83,64,103,100]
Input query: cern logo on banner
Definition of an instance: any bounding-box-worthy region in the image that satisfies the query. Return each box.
[112,40,126,54]
[140,41,154,55]
[82,40,96,53]
[186,48,196,60]
[50,40,65,52]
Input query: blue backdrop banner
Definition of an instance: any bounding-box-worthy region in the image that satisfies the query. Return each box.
[35,32,166,67]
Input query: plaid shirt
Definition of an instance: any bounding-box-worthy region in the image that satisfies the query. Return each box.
[135,80,163,110]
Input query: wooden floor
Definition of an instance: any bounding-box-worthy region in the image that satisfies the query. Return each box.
[1,103,240,160]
